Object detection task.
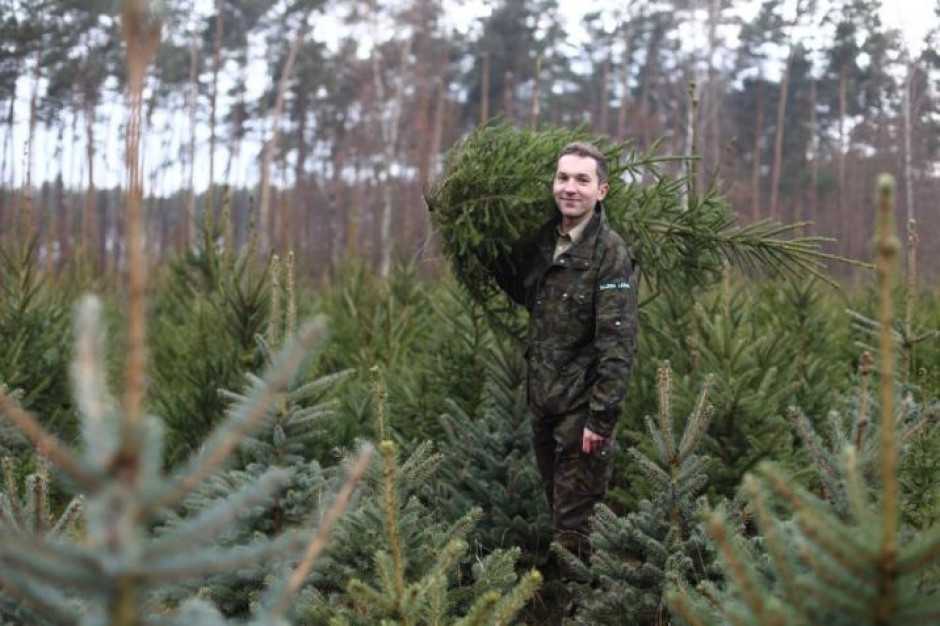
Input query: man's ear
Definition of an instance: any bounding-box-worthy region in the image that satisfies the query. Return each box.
[597,181,610,201]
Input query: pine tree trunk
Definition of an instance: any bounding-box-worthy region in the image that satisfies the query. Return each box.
[22,45,42,239]
[186,10,199,251]
[0,86,14,237]
[769,48,793,221]
[225,48,249,189]
[208,0,224,227]
[616,19,632,140]
[638,20,665,146]
[903,63,915,227]
[707,0,721,175]
[750,83,763,222]
[260,12,313,254]
[480,50,489,125]
[838,64,847,257]
[292,105,309,257]
[429,76,446,180]
[599,50,610,134]
[330,127,347,269]
[347,156,361,259]
[502,70,514,122]
[809,78,818,233]
[530,56,542,129]
[83,96,97,269]
[370,21,411,277]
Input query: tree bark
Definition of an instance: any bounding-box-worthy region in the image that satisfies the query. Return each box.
[480,50,490,125]
[292,102,309,257]
[838,63,847,257]
[530,55,542,129]
[22,44,42,238]
[502,70,514,121]
[186,5,199,251]
[226,48,249,188]
[598,50,610,134]
[83,95,97,268]
[259,11,313,253]
[902,62,915,227]
[429,75,446,179]
[769,48,793,221]
[0,85,14,237]
[208,0,224,230]
[370,0,412,277]
[707,0,722,176]
[616,18,632,140]
[808,78,819,230]
[750,82,763,222]
[330,125,347,269]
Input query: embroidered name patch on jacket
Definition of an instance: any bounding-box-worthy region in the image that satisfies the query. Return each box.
[599,282,631,291]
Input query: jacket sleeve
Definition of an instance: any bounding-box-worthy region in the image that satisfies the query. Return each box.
[586,240,638,437]
[488,231,540,307]
[491,251,527,306]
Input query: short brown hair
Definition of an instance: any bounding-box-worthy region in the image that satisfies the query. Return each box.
[557,141,608,183]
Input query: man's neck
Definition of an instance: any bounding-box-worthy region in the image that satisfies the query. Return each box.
[559,212,592,234]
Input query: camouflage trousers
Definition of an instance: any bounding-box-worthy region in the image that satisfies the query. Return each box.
[531,410,614,577]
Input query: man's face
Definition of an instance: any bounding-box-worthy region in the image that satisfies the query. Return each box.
[553,154,609,226]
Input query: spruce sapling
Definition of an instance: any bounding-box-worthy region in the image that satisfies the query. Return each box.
[556,362,720,625]
[298,367,541,625]
[155,252,353,616]
[668,175,940,626]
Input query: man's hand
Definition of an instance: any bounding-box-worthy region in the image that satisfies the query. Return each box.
[582,427,606,454]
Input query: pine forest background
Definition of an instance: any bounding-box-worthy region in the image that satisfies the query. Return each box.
[0,0,939,279]
[2,0,940,625]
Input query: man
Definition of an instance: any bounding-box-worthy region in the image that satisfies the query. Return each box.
[493,141,638,574]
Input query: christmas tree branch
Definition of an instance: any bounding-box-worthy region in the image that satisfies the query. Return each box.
[265,444,373,619]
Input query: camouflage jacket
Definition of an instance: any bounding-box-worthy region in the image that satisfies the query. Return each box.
[494,206,638,437]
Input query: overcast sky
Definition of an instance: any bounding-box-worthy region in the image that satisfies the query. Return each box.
[5,0,938,195]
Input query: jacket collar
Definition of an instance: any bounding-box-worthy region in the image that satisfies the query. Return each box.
[542,203,604,260]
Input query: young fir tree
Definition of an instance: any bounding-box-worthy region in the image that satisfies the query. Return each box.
[627,282,799,499]
[0,239,77,441]
[555,362,721,625]
[846,218,940,392]
[156,251,353,617]
[436,335,553,573]
[684,288,797,495]
[667,176,940,626]
[311,262,441,445]
[297,368,542,625]
[149,238,269,465]
[755,278,854,419]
